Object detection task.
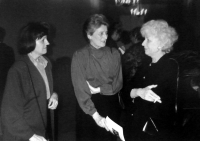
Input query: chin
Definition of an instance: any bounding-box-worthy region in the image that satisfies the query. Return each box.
[145,52,150,56]
[101,43,106,47]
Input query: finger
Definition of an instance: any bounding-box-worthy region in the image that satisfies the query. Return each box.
[148,93,162,103]
[147,85,158,89]
[48,100,53,107]
[48,100,56,109]
[149,90,160,99]
[154,98,162,103]
[53,101,58,108]
[146,94,155,102]
[103,120,109,131]
[50,101,57,108]
[151,93,161,100]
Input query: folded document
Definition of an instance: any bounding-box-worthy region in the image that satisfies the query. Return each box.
[105,116,125,141]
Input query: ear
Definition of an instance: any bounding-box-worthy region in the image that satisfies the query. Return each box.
[158,41,164,50]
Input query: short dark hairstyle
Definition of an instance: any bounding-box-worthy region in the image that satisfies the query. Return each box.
[18,22,49,55]
[83,14,109,41]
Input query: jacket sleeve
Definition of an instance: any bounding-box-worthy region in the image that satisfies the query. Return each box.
[71,51,97,116]
[1,67,34,140]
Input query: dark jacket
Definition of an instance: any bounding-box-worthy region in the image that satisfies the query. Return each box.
[131,54,178,135]
[1,55,53,141]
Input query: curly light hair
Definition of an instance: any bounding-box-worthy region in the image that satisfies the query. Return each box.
[141,20,178,53]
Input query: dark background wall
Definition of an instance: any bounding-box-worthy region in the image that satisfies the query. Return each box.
[1,0,199,61]
[0,0,127,61]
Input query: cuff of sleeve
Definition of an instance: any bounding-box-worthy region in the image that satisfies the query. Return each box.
[92,111,100,120]
[136,88,144,97]
[130,89,138,98]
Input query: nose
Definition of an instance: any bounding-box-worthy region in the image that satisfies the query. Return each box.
[45,39,50,45]
[142,39,146,46]
[103,33,108,40]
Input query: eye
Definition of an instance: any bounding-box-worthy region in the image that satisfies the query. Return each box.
[146,38,151,42]
[99,32,104,36]
[105,31,108,35]
[99,32,107,37]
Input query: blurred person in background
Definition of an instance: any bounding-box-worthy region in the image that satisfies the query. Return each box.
[0,27,15,136]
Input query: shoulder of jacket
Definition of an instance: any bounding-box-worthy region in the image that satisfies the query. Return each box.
[74,46,90,58]
[9,61,27,73]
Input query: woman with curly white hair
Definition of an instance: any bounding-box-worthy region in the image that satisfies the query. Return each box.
[125,20,179,140]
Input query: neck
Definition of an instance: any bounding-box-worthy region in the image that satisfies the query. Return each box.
[151,52,165,63]
[29,52,40,60]
[90,43,101,49]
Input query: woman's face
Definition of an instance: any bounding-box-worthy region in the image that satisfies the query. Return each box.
[88,25,108,49]
[33,35,49,57]
[142,33,161,57]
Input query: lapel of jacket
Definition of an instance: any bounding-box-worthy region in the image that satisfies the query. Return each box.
[22,55,48,126]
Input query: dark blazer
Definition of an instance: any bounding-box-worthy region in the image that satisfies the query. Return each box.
[1,55,53,141]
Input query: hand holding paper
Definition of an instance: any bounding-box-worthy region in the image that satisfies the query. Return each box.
[92,112,109,131]
[105,116,125,141]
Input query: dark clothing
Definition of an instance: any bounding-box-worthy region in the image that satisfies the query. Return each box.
[0,43,15,136]
[106,38,119,49]
[122,42,149,82]
[0,43,15,105]
[76,93,121,141]
[125,54,178,141]
[71,44,123,141]
[121,43,151,114]
[1,55,53,141]
[71,44,123,115]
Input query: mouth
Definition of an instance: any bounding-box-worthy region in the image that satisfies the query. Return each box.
[102,40,106,43]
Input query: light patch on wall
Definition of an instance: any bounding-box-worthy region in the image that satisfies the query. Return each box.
[90,0,100,9]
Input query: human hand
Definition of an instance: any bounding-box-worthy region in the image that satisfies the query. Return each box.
[137,85,162,103]
[86,81,100,94]
[48,92,58,110]
[29,134,47,141]
[92,112,109,131]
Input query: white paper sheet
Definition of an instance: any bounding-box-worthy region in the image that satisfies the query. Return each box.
[105,116,125,141]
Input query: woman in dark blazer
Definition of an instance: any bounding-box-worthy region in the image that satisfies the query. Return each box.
[1,22,58,141]
[127,20,179,141]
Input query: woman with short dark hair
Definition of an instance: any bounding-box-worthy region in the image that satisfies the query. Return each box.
[1,22,58,141]
[71,14,123,141]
